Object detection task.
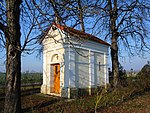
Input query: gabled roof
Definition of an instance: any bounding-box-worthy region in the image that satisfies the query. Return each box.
[45,22,110,46]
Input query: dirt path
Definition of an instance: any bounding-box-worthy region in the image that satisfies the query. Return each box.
[99,92,150,113]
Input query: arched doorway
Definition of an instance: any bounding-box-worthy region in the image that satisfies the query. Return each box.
[51,54,60,94]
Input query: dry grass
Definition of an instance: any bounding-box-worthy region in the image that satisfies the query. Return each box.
[0,65,150,113]
[99,92,150,113]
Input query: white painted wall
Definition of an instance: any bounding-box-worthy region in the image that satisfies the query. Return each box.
[69,49,76,87]
[68,46,109,89]
[41,25,110,97]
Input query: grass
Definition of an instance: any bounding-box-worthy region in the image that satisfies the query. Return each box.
[19,84,150,113]
[0,78,149,113]
[100,91,150,113]
[0,65,150,113]
[4,74,147,113]
[20,73,149,113]
[0,85,41,112]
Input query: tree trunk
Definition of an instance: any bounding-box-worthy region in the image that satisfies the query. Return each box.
[4,0,22,113]
[111,37,119,87]
[108,0,119,88]
[5,47,21,113]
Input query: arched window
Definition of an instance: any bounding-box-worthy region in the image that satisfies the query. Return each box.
[51,54,59,62]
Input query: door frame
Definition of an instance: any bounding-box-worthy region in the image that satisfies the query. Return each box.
[51,63,60,94]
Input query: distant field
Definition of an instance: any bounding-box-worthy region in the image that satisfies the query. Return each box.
[0,73,43,86]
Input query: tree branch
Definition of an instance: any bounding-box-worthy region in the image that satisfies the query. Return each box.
[0,22,7,32]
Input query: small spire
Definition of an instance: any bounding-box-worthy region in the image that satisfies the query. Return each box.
[54,16,62,24]
[55,16,59,24]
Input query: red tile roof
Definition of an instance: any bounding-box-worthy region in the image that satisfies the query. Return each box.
[52,22,110,46]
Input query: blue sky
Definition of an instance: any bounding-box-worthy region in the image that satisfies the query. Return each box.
[119,55,149,71]
[0,1,149,73]
[0,52,43,72]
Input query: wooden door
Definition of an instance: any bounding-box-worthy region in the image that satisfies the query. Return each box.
[53,64,60,93]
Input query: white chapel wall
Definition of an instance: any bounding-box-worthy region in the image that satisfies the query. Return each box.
[95,52,105,86]
[69,49,76,87]
[67,45,109,89]
[76,48,89,88]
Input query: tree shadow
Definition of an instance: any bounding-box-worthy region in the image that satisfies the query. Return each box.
[21,88,40,97]
[22,98,60,112]
[0,92,5,101]
[0,88,40,102]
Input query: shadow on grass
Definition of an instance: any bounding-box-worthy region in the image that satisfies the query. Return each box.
[0,88,40,102]
[0,97,4,101]
[21,88,40,97]
[22,98,60,113]
[0,93,5,101]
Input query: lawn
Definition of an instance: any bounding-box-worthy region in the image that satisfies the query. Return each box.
[0,64,149,113]
[0,88,149,113]
[0,79,149,113]
[99,91,150,113]
[21,91,150,113]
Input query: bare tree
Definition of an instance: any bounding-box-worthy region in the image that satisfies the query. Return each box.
[0,0,22,112]
[0,0,56,112]
[66,0,92,31]
[87,0,150,87]
[46,0,92,31]
[77,0,85,32]
[0,0,87,112]
[1,0,149,112]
